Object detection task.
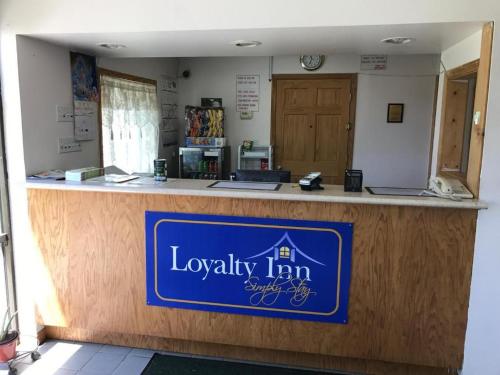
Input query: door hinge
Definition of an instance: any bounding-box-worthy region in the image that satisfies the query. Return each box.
[346,122,352,131]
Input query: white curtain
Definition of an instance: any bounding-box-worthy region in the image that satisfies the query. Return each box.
[101,75,159,174]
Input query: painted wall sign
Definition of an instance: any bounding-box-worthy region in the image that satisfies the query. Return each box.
[146,212,353,324]
[236,74,260,112]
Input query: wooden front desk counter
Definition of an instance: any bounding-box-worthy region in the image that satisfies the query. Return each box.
[27,179,486,375]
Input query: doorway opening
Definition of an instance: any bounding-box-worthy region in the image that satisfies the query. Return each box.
[437,60,479,183]
[0,88,17,329]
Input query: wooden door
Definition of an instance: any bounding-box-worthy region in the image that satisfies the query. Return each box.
[272,75,356,184]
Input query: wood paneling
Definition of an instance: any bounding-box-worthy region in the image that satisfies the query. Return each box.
[44,326,452,375]
[28,189,477,371]
[466,22,494,197]
[438,80,469,171]
[446,60,480,81]
[98,68,157,86]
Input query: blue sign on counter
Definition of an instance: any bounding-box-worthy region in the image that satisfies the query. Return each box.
[146,212,353,324]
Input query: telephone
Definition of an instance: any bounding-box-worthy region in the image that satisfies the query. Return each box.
[428,177,473,199]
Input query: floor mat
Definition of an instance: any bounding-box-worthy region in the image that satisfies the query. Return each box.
[142,353,340,375]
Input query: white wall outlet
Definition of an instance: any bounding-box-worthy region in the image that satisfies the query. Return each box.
[58,137,81,153]
[56,105,74,122]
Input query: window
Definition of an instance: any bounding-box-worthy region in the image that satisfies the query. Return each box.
[279,246,290,258]
[100,70,159,173]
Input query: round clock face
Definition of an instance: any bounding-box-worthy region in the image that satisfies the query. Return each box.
[300,55,325,71]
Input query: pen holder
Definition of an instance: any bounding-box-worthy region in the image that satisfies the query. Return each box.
[344,169,363,192]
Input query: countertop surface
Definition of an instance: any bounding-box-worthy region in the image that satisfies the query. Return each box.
[26,177,487,210]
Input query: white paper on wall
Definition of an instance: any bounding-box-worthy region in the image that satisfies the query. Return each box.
[74,100,98,141]
[158,76,177,93]
[161,103,178,119]
[236,74,260,112]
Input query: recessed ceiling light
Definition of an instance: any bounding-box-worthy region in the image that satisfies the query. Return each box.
[231,40,262,48]
[97,43,127,49]
[381,37,415,45]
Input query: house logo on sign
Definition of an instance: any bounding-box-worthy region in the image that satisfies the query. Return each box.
[246,232,325,282]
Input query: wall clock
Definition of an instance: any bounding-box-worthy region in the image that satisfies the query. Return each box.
[299,55,325,71]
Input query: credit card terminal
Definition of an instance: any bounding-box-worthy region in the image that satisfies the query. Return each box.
[299,172,323,191]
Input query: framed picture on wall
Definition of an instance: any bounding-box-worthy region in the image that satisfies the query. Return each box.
[387,103,404,123]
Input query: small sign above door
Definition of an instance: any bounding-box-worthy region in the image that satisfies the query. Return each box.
[360,55,387,70]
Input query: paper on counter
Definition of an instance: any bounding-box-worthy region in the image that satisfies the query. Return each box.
[366,187,426,196]
[209,181,280,191]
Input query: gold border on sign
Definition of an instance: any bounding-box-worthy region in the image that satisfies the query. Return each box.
[153,218,343,316]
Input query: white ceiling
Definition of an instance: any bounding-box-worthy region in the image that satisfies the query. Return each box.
[28,22,484,58]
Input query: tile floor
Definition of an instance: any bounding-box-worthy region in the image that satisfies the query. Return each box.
[0,340,158,375]
[0,340,342,375]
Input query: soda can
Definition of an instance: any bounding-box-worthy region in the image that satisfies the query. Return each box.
[154,159,167,181]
